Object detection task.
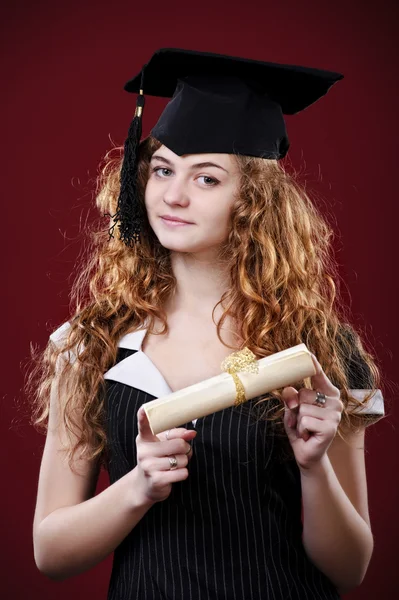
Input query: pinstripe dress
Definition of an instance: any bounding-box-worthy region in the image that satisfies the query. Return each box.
[102,326,344,600]
[50,321,384,600]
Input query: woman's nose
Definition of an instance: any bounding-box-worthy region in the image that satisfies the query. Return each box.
[163,179,190,207]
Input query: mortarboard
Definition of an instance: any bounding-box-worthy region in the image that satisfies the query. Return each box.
[109,48,344,247]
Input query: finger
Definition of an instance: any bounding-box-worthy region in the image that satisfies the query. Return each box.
[296,401,330,420]
[157,429,197,458]
[284,407,297,431]
[310,354,339,397]
[137,406,159,442]
[160,454,189,471]
[297,415,332,439]
[297,389,343,412]
[281,386,299,410]
[297,388,331,407]
[282,387,299,428]
[157,427,197,442]
[142,453,190,472]
[151,437,194,457]
[154,468,189,485]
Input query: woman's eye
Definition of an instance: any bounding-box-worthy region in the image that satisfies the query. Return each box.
[152,167,171,177]
[198,176,219,186]
[151,167,219,186]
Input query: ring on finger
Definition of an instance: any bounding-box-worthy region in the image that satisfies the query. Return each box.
[166,429,171,440]
[168,455,178,470]
[313,390,327,408]
[185,444,192,455]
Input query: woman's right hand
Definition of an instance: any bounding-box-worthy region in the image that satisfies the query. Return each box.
[135,405,197,504]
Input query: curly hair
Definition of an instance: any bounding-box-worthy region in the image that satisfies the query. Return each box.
[25,135,383,473]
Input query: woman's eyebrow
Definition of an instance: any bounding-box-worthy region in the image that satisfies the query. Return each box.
[150,154,228,173]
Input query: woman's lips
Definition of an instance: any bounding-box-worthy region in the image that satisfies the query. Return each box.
[160,216,193,227]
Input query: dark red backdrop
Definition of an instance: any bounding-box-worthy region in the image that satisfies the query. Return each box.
[3,0,398,598]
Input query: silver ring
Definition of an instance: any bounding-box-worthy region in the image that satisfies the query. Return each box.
[313,391,327,407]
[166,429,171,440]
[168,456,178,470]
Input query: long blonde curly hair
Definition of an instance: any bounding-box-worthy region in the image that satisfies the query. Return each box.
[25,135,383,473]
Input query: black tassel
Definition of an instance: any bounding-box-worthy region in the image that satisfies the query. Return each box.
[107,91,145,247]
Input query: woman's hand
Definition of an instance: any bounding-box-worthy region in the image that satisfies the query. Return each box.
[135,406,197,504]
[282,354,343,473]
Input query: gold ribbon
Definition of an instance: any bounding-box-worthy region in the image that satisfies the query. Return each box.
[221,347,259,406]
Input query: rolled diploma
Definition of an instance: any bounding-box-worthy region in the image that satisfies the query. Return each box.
[143,343,316,435]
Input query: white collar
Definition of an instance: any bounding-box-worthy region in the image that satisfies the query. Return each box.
[103,325,173,398]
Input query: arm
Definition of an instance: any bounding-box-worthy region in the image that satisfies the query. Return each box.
[34,467,154,581]
[300,427,373,595]
[33,373,155,581]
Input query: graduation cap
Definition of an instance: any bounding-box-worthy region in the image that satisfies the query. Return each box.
[109,48,344,247]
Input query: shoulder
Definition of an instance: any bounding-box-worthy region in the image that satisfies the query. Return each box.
[336,323,385,426]
[49,320,83,368]
[49,321,72,346]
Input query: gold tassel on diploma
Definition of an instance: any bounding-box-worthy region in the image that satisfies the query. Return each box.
[221,347,259,406]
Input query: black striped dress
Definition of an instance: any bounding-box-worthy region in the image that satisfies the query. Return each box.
[102,327,341,600]
[50,321,384,600]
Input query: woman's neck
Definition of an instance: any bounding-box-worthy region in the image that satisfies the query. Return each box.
[165,251,230,321]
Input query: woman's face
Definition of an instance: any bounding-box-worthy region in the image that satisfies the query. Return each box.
[144,145,240,254]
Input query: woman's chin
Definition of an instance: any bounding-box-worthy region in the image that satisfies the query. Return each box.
[159,240,200,253]
[155,232,208,254]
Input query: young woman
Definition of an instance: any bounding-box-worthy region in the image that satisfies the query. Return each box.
[28,49,385,600]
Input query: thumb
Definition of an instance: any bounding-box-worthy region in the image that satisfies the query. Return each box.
[137,405,159,441]
[281,387,299,431]
[281,386,299,410]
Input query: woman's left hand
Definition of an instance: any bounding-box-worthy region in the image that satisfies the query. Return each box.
[282,353,344,472]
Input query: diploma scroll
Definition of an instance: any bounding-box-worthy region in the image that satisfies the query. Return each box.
[143,343,316,435]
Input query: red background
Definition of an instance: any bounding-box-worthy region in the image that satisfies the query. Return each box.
[3,0,398,598]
